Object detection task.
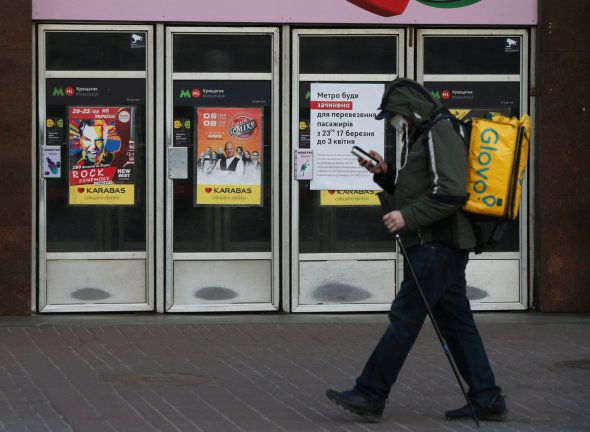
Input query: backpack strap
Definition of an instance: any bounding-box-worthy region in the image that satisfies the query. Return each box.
[418,109,458,147]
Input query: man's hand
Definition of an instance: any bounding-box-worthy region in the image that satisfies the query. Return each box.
[357,150,388,174]
[383,210,406,233]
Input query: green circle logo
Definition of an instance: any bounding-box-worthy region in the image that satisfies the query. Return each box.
[416,0,482,7]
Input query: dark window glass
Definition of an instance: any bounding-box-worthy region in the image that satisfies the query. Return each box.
[172,81,272,253]
[173,34,272,73]
[46,32,146,71]
[45,104,147,252]
[424,81,522,118]
[300,36,397,75]
[424,36,521,75]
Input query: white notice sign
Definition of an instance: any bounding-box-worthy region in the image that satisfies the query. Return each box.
[310,83,385,191]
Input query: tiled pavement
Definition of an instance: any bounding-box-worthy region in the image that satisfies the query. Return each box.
[0,313,589,431]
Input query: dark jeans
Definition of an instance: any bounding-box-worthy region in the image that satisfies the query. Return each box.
[355,243,501,407]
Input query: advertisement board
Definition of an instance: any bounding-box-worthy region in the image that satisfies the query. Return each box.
[195,107,263,206]
[68,106,136,205]
[33,0,537,25]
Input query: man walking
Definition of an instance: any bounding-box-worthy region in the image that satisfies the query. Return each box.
[326,78,507,423]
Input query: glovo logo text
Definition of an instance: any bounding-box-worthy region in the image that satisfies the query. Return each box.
[472,127,500,207]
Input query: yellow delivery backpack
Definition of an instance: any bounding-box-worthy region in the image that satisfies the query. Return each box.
[463,114,532,220]
[423,111,532,253]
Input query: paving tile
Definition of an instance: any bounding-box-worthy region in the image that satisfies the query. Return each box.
[0,314,589,431]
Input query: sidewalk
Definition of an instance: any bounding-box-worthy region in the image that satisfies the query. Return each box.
[0,312,589,432]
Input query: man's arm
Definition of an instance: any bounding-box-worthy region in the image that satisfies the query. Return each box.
[373,163,396,194]
[357,150,396,194]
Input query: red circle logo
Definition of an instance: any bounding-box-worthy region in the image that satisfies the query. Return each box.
[441,90,451,100]
[229,115,257,139]
[192,89,201,98]
[65,87,75,97]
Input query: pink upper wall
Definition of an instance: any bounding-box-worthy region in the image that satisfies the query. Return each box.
[32,0,537,25]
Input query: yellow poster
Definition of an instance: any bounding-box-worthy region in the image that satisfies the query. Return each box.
[320,190,381,206]
[196,107,263,206]
[69,184,135,205]
[196,184,261,205]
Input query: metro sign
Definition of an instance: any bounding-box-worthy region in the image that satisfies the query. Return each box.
[52,86,75,97]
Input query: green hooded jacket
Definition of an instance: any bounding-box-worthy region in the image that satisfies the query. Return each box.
[374,78,476,250]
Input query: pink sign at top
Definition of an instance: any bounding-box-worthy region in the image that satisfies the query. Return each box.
[33,0,537,25]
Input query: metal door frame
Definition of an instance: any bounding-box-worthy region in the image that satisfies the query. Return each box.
[416,28,531,310]
[36,24,155,312]
[164,26,281,312]
[288,28,405,312]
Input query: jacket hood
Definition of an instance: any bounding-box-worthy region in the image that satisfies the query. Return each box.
[376,78,443,128]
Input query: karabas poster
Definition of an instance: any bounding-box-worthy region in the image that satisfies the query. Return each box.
[195,107,263,206]
[68,106,136,205]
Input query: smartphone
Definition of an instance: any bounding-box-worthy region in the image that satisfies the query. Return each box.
[351,145,379,166]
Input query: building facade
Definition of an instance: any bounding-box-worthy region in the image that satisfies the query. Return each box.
[0,0,589,315]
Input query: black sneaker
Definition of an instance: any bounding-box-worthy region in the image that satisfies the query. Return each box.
[326,389,385,423]
[445,394,508,422]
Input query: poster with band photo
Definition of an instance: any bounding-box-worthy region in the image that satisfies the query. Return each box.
[68,106,136,205]
[195,107,263,207]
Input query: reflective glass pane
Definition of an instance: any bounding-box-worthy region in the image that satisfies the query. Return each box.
[173,34,272,73]
[299,36,397,75]
[46,32,146,71]
[44,79,147,252]
[172,80,272,253]
[424,81,522,118]
[424,36,522,75]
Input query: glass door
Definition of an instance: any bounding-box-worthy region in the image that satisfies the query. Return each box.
[37,25,154,312]
[417,29,530,310]
[290,29,405,312]
[165,27,280,312]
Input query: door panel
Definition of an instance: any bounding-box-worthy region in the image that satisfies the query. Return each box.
[290,29,405,312]
[298,259,397,307]
[417,29,530,309]
[165,27,280,312]
[172,260,272,307]
[46,259,146,304]
[38,25,154,312]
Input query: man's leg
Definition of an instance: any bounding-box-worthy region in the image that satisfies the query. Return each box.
[354,244,451,399]
[327,244,453,421]
[432,248,505,420]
